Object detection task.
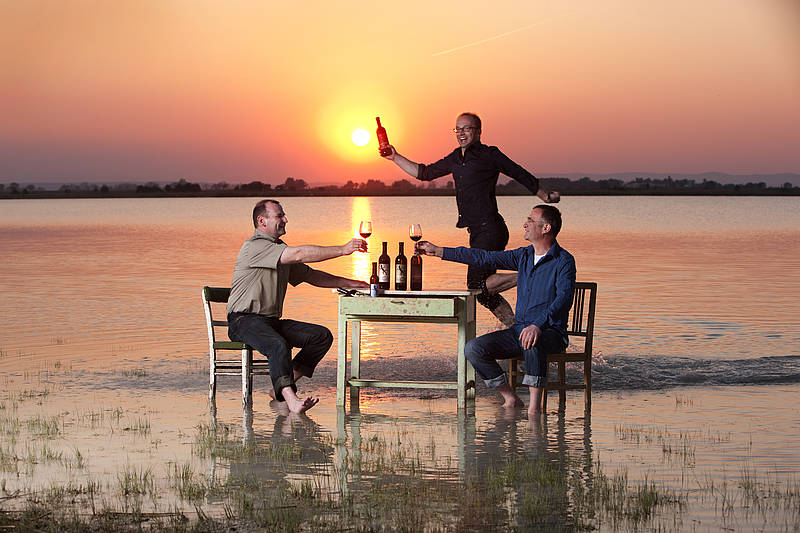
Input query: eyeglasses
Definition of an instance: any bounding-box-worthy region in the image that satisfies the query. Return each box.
[453,126,477,133]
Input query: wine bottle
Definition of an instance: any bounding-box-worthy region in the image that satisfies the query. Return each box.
[378,241,390,290]
[410,253,422,291]
[376,117,392,157]
[370,262,379,297]
[395,242,407,290]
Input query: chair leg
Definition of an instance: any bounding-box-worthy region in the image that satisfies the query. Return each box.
[242,347,253,406]
[209,351,216,400]
[508,358,518,389]
[584,358,592,409]
[558,361,566,404]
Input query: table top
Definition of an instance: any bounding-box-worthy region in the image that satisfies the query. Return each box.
[333,289,480,297]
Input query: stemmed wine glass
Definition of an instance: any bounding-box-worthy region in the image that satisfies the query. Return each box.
[358,221,372,252]
[409,224,422,253]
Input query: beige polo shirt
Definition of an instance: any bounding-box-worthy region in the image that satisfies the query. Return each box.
[226,230,311,317]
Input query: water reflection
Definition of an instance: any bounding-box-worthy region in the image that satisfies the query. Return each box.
[349,196,372,282]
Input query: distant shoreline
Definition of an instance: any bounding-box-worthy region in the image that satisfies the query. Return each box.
[3,175,798,199]
[2,189,799,200]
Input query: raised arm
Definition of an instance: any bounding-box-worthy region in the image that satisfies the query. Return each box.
[416,240,520,271]
[279,239,365,265]
[494,147,560,203]
[381,145,420,178]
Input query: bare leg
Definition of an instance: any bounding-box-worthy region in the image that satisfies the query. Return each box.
[496,382,525,408]
[528,386,543,416]
[485,273,517,328]
[490,298,515,328]
[485,272,517,293]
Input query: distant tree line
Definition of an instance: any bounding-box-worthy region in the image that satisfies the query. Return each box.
[1,175,797,199]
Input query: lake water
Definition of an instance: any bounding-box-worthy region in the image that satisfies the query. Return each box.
[1,195,800,531]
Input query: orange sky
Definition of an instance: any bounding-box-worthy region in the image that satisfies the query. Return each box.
[1,0,798,184]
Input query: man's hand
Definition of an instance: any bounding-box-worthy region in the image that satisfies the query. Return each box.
[538,190,560,203]
[381,145,397,160]
[342,238,367,255]
[519,324,541,350]
[415,240,442,257]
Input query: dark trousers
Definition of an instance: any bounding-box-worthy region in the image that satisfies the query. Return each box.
[467,216,510,310]
[228,313,333,401]
[464,327,567,389]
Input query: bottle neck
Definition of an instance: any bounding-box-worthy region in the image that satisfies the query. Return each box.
[382,242,388,253]
[398,242,404,253]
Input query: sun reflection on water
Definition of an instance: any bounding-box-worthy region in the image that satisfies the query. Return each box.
[350,197,372,282]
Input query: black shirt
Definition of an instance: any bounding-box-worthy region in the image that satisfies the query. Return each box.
[416,142,540,228]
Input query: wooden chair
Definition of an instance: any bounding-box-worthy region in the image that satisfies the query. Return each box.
[508,282,597,411]
[202,286,269,406]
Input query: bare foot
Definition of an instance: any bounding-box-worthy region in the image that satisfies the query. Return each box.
[501,396,525,408]
[286,395,319,414]
[496,383,524,408]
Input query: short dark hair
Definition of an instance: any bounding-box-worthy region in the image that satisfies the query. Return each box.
[252,199,281,228]
[533,204,563,237]
[458,112,481,131]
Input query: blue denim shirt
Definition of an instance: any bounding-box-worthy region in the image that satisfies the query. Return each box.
[441,242,576,337]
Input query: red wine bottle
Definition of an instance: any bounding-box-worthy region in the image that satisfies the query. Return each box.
[376,117,392,157]
[410,253,422,291]
[378,241,390,290]
[370,262,379,297]
[395,242,407,290]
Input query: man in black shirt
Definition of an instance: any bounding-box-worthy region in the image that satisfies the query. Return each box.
[382,112,560,326]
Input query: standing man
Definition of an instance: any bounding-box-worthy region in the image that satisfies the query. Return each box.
[416,204,575,415]
[227,199,368,414]
[382,112,560,327]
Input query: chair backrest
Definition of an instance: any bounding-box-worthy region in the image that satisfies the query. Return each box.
[566,282,598,353]
[202,286,232,350]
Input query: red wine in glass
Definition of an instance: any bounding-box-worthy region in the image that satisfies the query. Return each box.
[359,221,372,239]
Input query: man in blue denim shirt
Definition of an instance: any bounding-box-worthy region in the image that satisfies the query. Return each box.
[416,204,575,415]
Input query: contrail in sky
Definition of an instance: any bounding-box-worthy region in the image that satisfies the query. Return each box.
[431,11,576,57]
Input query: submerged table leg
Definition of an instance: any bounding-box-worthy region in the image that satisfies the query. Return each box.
[457,297,468,409]
[336,312,347,406]
[350,320,361,406]
[466,311,477,401]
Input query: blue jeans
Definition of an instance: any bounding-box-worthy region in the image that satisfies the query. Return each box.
[464,327,567,388]
[228,313,333,401]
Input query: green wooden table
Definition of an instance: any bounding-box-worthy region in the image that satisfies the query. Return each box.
[336,290,478,408]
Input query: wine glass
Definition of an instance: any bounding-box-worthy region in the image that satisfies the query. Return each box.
[409,224,422,254]
[358,221,372,252]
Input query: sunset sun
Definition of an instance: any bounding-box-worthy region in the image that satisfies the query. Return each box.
[351,128,370,147]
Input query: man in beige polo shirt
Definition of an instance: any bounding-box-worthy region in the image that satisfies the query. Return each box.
[227,199,368,413]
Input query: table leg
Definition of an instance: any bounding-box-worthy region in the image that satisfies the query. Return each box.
[457,299,467,409]
[466,314,477,401]
[336,312,347,406]
[350,320,361,406]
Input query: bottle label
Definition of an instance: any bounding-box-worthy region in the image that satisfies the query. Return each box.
[378,264,390,283]
[370,283,379,298]
[395,264,407,284]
